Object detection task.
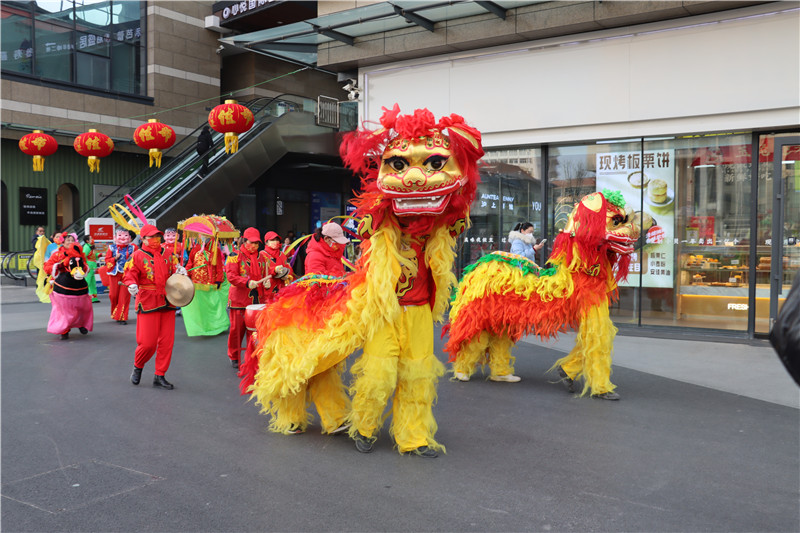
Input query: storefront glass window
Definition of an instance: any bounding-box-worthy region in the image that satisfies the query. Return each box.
[0,1,144,96]
[457,147,542,271]
[652,133,752,332]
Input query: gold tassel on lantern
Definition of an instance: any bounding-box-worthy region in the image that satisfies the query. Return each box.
[149,148,162,168]
[88,156,100,173]
[224,132,238,154]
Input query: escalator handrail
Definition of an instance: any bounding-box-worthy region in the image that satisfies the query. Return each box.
[62,93,315,237]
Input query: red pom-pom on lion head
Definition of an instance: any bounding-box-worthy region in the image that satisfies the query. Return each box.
[340,105,483,237]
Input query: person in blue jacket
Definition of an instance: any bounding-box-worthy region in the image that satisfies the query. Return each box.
[508,222,545,263]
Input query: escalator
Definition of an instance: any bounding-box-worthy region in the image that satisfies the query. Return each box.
[64,94,344,236]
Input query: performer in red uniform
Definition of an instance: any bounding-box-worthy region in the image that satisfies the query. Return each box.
[261,231,293,296]
[225,227,268,369]
[105,228,136,324]
[124,224,187,390]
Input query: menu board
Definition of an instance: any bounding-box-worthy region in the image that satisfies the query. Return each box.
[596,150,675,288]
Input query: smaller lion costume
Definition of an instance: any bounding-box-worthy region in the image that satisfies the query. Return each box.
[445,190,639,398]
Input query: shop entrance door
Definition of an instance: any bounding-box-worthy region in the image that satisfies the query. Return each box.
[769,137,800,330]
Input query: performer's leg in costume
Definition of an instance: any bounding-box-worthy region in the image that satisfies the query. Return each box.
[108,274,121,317]
[452,331,490,379]
[554,304,616,396]
[487,333,516,377]
[227,308,246,364]
[348,321,399,441]
[134,311,160,369]
[269,388,311,434]
[112,283,131,321]
[309,365,350,434]
[153,310,176,375]
[86,261,99,302]
[390,305,444,453]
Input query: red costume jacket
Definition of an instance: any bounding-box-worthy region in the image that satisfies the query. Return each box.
[162,241,185,264]
[397,234,434,307]
[304,237,346,277]
[123,243,180,313]
[225,247,268,309]
[43,247,67,276]
[186,244,224,286]
[261,246,293,295]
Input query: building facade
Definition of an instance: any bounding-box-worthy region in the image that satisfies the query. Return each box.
[1,1,347,251]
[311,1,800,337]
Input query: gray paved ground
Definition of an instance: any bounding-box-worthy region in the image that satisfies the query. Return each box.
[1,285,798,532]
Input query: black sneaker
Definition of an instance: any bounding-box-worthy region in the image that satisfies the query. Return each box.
[231,359,239,369]
[79,327,88,335]
[593,391,620,401]
[354,433,375,453]
[406,446,438,458]
[287,425,305,435]
[555,366,576,393]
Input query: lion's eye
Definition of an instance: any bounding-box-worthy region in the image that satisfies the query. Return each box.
[612,215,626,226]
[385,156,408,172]
[424,155,448,171]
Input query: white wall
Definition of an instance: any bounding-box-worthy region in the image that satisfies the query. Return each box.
[362,4,800,147]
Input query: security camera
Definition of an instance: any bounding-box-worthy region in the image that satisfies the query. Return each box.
[216,45,225,55]
[347,90,360,101]
[343,81,357,92]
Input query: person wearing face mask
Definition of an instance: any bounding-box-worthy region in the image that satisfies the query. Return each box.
[226,227,269,370]
[304,222,350,277]
[124,225,188,390]
[508,222,545,264]
[104,228,137,324]
[261,231,294,295]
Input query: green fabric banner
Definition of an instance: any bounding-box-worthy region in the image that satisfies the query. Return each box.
[181,280,231,337]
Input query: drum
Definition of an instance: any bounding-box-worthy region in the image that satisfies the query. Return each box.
[244,303,266,332]
[165,273,195,307]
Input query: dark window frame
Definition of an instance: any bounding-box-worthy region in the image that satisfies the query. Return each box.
[1,0,148,100]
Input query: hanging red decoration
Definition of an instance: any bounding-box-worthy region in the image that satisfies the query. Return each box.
[133,119,175,168]
[74,129,114,173]
[19,130,58,172]
[208,99,254,154]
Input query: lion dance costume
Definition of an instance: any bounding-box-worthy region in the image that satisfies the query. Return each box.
[246,105,483,454]
[444,190,639,399]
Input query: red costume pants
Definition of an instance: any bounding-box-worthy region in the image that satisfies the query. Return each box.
[134,309,176,375]
[227,308,246,362]
[108,273,131,321]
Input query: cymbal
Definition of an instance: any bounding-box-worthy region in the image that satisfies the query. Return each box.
[166,273,194,307]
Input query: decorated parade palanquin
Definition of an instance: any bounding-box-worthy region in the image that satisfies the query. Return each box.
[176,215,240,337]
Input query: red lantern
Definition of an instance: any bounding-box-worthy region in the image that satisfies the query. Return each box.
[133,119,175,168]
[74,129,114,173]
[208,99,254,154]
[19,130,58,171]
